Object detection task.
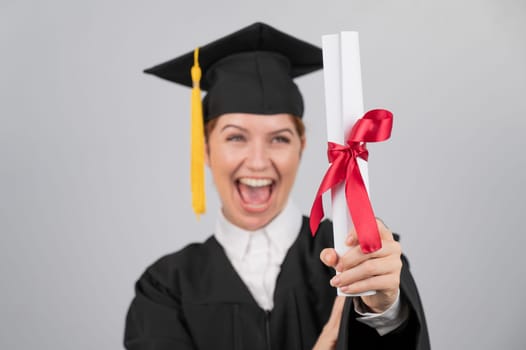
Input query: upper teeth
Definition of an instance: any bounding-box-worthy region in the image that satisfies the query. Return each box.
[239,178,273,187]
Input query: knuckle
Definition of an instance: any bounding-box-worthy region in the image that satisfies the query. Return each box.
[394,258,402,272]
[394,241,402,254]
[394,274,400,286]
[362,260,377,276]
[385,241,402,257]
[389,274,400,289]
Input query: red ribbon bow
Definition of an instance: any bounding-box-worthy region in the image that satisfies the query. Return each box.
[309,109,393,254]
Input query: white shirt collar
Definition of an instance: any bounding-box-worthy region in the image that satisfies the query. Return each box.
[214,201,303,262]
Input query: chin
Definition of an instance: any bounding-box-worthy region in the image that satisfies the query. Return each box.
[239,206,282,231]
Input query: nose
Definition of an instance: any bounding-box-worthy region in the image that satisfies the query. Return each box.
[245,141,270,171]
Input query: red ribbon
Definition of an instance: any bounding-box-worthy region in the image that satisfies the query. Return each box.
[309,109,393,254]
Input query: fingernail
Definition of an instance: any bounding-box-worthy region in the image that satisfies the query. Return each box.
[330,276,341,287]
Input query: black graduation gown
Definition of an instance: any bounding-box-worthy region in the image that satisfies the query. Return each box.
[124,218,430,350]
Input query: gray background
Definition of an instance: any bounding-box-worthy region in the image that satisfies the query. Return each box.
[2,0,525,349]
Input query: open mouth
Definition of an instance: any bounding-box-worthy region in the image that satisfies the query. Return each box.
[236,177,275,209]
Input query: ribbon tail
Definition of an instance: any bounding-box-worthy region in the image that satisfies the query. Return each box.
[309,196,325,236]
[309,162,346,236]
[346,161,382,253]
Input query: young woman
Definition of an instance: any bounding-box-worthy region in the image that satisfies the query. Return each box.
[124,22,429,350]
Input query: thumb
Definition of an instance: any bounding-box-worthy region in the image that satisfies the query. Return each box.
[326,295,345,328]
[320,248,339,268]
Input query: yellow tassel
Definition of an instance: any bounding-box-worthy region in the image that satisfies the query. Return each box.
[190,48,206,217]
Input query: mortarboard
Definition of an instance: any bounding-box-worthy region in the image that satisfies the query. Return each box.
[144,22,323,216]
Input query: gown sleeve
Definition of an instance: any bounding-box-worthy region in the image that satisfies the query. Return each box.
[124,257,196,350]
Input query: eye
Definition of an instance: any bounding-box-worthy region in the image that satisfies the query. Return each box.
[226,134,246,142]
[271,135,291,144]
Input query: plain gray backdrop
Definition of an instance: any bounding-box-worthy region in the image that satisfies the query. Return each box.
[2,0,525,349]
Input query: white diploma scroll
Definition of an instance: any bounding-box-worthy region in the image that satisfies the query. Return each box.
[322,32,375,297]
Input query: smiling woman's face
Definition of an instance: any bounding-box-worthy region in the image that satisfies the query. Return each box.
[205,113,305,231]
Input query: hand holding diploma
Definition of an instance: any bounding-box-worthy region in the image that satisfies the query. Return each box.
[320,219,402,313]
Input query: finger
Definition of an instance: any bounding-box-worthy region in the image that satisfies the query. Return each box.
[345,227,358,247]
[336,240,401,271]
[336,254,402,286]
[344,219,393,251]
[339,274,400,295]
[320,248,339,268]
[376,218,395,242]
[331,254,401,288]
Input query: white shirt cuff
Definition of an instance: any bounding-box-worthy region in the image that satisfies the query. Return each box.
[352,289,409,336]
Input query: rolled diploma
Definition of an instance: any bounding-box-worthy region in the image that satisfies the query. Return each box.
[322,31,375,297]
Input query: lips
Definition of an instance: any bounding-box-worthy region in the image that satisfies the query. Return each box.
[236,177,274,208]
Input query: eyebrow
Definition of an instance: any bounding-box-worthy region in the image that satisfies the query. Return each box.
[269,128,294,136]
[220,124,248,133]
[220,125,294,135]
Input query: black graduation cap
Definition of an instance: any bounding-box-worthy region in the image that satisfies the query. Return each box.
[144,22,323,121]
[144,22,322,217]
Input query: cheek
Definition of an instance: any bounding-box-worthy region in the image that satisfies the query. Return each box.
[208,147,241,181]
[274,150,301,176]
